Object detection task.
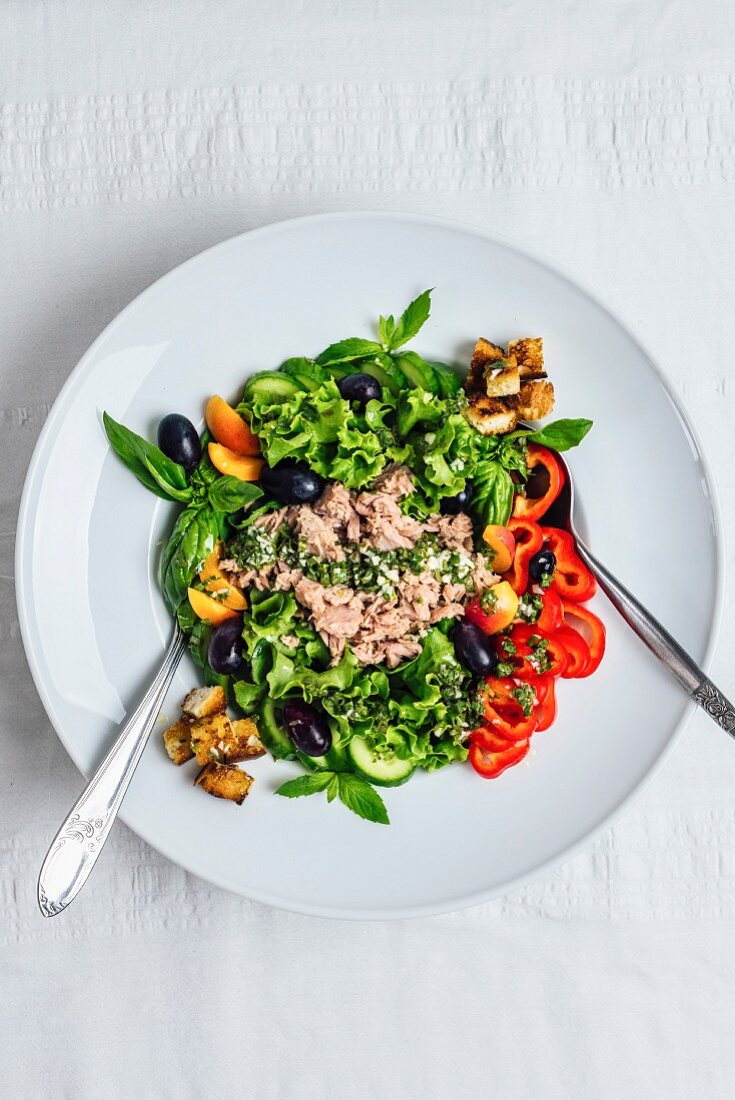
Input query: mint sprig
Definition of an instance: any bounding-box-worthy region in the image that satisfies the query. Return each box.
[379,289,432,351]
[275,771,390,825]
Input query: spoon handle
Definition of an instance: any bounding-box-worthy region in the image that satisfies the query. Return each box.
[37,626,188,917]
[574,537,735,736]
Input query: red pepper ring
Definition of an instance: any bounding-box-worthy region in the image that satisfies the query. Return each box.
[482,676,538,741]
[526,672,557,731]
[506,517,544,595]
[537,588,564,633]
[556,625,591,678]
[468,728,531,779]
[540,527,597,602]
[509,623,569,679]
[512,444,564,521]
[561,600,606,677]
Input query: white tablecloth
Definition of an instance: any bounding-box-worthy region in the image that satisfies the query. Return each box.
[4,3,735,1097]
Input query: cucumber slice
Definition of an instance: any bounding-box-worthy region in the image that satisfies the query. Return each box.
[348,735,415,787]
[428,360,462,398]
[298,740,350,773]
[359,355,407,396]
[289,371,321,392]
[258,697,295,760]
[394,351,440,395]
[243,371,301,403]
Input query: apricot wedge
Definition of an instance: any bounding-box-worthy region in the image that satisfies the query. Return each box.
[187,587,240,625]
[478,580,519,634]
[208,442,264,482]
[482,524,516,573]
[199,543,248,611]
[206,395,261,456]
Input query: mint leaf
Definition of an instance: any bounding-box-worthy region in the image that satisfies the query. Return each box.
[337,774,390,825]
[386,289,432,351]
[317,338,384,366]
[275,772,334,798]
[523,418,593,452]
[326,775,340,803]
[378,313,396,348]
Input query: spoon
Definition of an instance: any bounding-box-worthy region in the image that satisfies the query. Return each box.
[37,625,187,916]
[550,450,735,733]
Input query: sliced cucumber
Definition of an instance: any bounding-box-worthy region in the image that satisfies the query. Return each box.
[258,697,295,760]
[394,351,440,395]
[298,740,350,773]
[428,360,462,398]
[243,371,302,404]
[359,355,407,396]
[348,735,415,787]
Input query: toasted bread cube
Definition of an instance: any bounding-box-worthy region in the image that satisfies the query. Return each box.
[228,719,267,762]
[194,762,253,805]
[508,337,543,370]
[506,380,555,421]
[163,720,195,766]
[182,686,226,720]
[484,356,521,397]
[466,337,507,390]
[189,712,234,765]
[463,391,517,435]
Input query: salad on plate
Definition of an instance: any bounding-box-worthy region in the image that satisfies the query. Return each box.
[104,291,604,824]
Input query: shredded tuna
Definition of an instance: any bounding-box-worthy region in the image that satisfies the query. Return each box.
[425,512,474,552]
[292,506,345,562]
[372,463,415,499]
[354,491,424,551]
[253,507,289,534]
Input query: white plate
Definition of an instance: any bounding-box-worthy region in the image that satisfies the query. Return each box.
[16,213,723,919]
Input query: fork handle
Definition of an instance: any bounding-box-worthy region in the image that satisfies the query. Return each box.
[574,536,735,735]
[37,627,188,917]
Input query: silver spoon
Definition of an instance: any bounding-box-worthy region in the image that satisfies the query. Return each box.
[551,450,735,733]
[37,625,187,916]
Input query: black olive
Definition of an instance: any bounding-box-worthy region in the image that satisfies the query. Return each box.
[528,548,556,581]
[260,460,325,505]
[207,618,243,675]
[336,372,382,406]
[452,621,497,677]
[157,413,201,472]
[283,700,332,756]
[440,482,474,515]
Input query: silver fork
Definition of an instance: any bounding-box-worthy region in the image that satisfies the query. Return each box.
[37,625,188,917]
[552,451,735,733]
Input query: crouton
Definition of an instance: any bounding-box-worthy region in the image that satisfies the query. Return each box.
[463,391,517,435]
[182,686,226,720]
[484,356,521,397]
[508,338,546,380]
[163,720,195,766]
[228,719,267,762]
[189,711,233,765]
[194,762,253,805]
[466,337,507,390]
[506,380,555,421]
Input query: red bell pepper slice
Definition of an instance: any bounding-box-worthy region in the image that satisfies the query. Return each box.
[482,676,538,742]
[527,673,557,731]
[507,517,544,595]
[512,445,564,522]
[557,625,591,678]
[561,600,606,677]
[537,588,564,633]
[509,624,569,679]
[540,527,597,602]
[468,728,530,778]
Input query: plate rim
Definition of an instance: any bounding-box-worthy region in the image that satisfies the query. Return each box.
[15,210,726,919]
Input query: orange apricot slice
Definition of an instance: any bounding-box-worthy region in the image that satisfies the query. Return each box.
[199,543,248,611]
[206,396,261,456]
[208,442,264,481]
[187,587,240,625]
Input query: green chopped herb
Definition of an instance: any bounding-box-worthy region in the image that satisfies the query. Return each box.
[480,587,499,612]
[495,661,515,678]
[518,594,543,623]
[501,637,517,656]
[511,682,536,717]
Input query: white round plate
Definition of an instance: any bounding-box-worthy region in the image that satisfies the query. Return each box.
[16,213,722,919]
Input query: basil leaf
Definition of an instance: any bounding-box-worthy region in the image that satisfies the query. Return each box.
[386,289,432,351]
[523,418,592,452]
[337,774,390,825]
[472,459,514,527]
[207,476,263,514]
[161,504,218,614]
[275,772,335,798]
[316,338,384,365]
[143,457,193,503]
[103,412,190,501]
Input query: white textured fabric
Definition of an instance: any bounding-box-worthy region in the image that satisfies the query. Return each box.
[4,3,735,1097]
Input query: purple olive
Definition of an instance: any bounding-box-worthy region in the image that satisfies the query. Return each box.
[260,460,325,505]
[157,413,201,472]
[440,482,474,515]
[337,372,382,406]
[283,699,332,756]
[452,621,497,677]
[207,618,243,675]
